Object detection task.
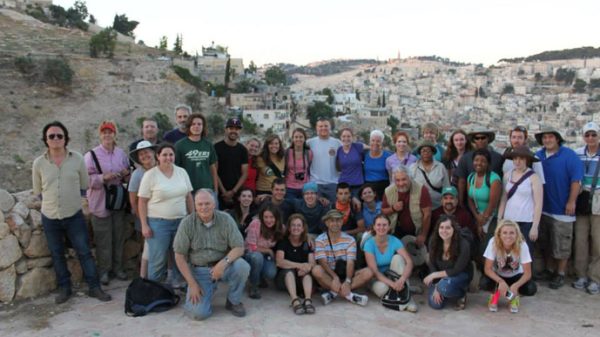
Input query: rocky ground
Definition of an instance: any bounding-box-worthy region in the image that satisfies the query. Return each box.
[0,277,598,337]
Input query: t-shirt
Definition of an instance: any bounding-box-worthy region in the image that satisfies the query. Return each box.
[174,137,218,191]
[314,232,356,270]
[364,150,392,182]
[275,238,312,264]
[361,201,382,229]
[214,141,248,191]
[128,167,146,193]
[483,239,531,278]
[467,171,501,215]
[292,199,330,234]
[336,143,365,186]
[386,153,418,180]
[284,148,313,190]
[363,235,404,273]
[138,166,193,219]
[575,146,600,191]
[307,136,342,184]
[382,185,432,236]
[163,128,187,145]
[456,148,505,180]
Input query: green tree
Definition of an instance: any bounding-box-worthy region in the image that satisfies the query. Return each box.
[502,84,515,95]
[207,114,225,140]
[478,86,487,98]
[89,14,96,24]
[233,79,255,93]
[113,14,139,37]
[173,34,183,55]
[534,72,542,82]
[387,115,400,134]
[159,36,168,50]
[382,91,386,107]
[89,28,116,58]
[43,58,74,87]
[264,65,286,85]
[321,88,334,105]
[377,96,381,107]
[185,92,202,112]
[247,60,257,74]
[242,117,258,134]
[225,58,231,87]
[355,89,360,101]
[555,68,576,85]
[306,101,334,129]
[590,78,600,89]
[574,79,587,93]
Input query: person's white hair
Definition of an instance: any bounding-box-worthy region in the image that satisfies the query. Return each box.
[174,104,192,116]
[370,129,384,141]
[392,165,409,176]
[195,188,216,204]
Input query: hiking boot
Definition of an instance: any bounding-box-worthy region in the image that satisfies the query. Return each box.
[225,299,246,317]
[587,281,599,295]
[248,285,261,299]
[509,296,520,313]
[55,287,72,304]
[488,291,499,312]
[100,272,110,286]
[549,274,565,289]
[115,270,128,281]
[321,291,335,305]
[88,287,112,302]
[349,293,368,306]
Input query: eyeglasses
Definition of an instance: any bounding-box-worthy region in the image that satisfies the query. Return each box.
[473,136,487,141]
[48,134,64,140]
[585,133,598,138]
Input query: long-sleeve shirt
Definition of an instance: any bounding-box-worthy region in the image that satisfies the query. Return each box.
[429,237,472,278]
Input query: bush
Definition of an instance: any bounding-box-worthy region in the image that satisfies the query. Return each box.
[43,59,74,87]
[185,92,202,112]
[25,5,49,22]
[89,28,117,58]
[14,56,36,75]
[173,66,203,88]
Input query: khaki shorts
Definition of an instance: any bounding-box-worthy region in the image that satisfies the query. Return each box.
[540,215,573,260]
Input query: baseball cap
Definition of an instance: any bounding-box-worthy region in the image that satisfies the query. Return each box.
[226,117,242,129]
[583,122,599,134]
[441,186,458,197]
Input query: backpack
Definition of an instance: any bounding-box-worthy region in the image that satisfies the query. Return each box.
[124,277,180,317]
[380,269,411,310]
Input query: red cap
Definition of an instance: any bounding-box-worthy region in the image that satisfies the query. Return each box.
[99,121,117,133]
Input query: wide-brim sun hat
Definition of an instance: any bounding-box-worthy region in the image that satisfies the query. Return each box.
[505,146,540,162]
[401,235,427,266]
[416,140,437,155]
[467,126,496,143]
[534,127,565,146]
[129,140,158,165]
[321,209,344,222]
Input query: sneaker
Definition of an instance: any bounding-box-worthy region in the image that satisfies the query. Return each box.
[455,294,467,311]
[549,274,565,289]
[321,291,334,305]
[586,282,599,295]
[349,293,368,306]
[403,298,418,313]
[115,270,128,281]
[248,285,261,299]
[100,272,110,286]
[225,299,246,317]
[488,291,499,312]
[509,296,520,313]
[55,287,72,304]
[88,287,112,302]
[572,277,588,290]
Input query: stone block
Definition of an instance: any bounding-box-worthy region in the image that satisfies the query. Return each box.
[29,209,42,230]
[0,210,4,223]
[15,267,56,299]
[11,201,29,219]
[15,258,28,274]
[0,235,23,269]
[0,222,9,239]
[6,213,24,231]
[0,265,16,303]
[0,189,15,212]
[23,232,50,258]
[26,257,53,269]
[13,223,32,249]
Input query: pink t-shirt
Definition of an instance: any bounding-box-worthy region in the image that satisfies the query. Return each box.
[284,148,312,190]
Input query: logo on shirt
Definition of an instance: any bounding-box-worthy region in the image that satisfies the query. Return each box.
[185,150,210,163]
[328,148,336,156]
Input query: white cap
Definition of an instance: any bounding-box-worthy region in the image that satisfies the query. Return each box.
[583,122,600,134]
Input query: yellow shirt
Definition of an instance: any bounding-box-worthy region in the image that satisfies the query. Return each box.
[32,150,89,219]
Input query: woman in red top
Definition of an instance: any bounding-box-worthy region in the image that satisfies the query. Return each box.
[243,138,261,193]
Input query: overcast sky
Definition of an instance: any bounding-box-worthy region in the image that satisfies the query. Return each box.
[54,0,599,67]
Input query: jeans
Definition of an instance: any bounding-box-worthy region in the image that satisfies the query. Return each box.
[244,251,277,286]
[42,210,100,290]
[285,188,303,201]
[317,183,338,205]
[427,271,471,309]
[184,258,250,320]
[146,217,182,282]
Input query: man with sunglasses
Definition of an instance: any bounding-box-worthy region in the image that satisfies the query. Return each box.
[32,121,111,304]
[455,126,504,207]
[502,126,545,183]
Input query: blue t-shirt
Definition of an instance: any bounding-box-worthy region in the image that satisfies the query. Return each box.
[361,201,382,229]
[364,150,392,182]
[336,142,365,186]
[363,235,404,272]
[536,146,583,215]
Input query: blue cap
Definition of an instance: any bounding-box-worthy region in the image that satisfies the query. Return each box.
[302,182,318,194]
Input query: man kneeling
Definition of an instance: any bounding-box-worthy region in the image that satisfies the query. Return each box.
[174,189,250,320]
[312,210,373,305]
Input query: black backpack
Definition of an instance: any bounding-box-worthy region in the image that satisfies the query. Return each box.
[381,269,411,310]
[124,277,180,317]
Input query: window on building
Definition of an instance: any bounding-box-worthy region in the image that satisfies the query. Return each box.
[264,114,269,119]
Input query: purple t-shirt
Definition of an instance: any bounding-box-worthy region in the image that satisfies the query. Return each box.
[336,143,364,186]
[386,153,418,179]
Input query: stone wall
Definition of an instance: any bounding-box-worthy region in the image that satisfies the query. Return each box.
[0,188,141,303]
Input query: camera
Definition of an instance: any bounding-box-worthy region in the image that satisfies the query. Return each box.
[294,172,305,181]
[506,290,515,300]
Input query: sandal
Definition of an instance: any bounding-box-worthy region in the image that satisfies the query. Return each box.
[455,294,467,311]
[303,298,316,314]
[291,298,305,315]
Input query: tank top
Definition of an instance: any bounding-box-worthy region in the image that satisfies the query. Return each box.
[504,169,534,222]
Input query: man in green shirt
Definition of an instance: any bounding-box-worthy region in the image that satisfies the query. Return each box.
[174,113,218,193]
[174,189,249,320]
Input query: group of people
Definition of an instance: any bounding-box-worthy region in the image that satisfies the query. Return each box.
[31,104,600,321]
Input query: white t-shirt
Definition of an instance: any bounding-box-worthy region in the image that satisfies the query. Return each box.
[483,239,531,278]
[307,136,342,184]
[138,166,193,219]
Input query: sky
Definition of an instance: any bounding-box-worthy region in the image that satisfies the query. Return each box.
[54,0,600,67]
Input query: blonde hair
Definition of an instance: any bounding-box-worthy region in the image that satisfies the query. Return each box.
[493,219,523,258]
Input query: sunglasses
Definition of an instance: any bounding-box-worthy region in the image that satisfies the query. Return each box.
[473,136,487,140]
[585,133,598,138]
[48,134,65,140]
[513,126,527,132]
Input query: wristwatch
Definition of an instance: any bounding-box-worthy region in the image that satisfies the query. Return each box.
[224,256,231,265]
[344,278,352,284]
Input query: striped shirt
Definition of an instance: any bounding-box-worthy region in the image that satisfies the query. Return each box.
[314,232,356,270]
[575,146,600,191]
